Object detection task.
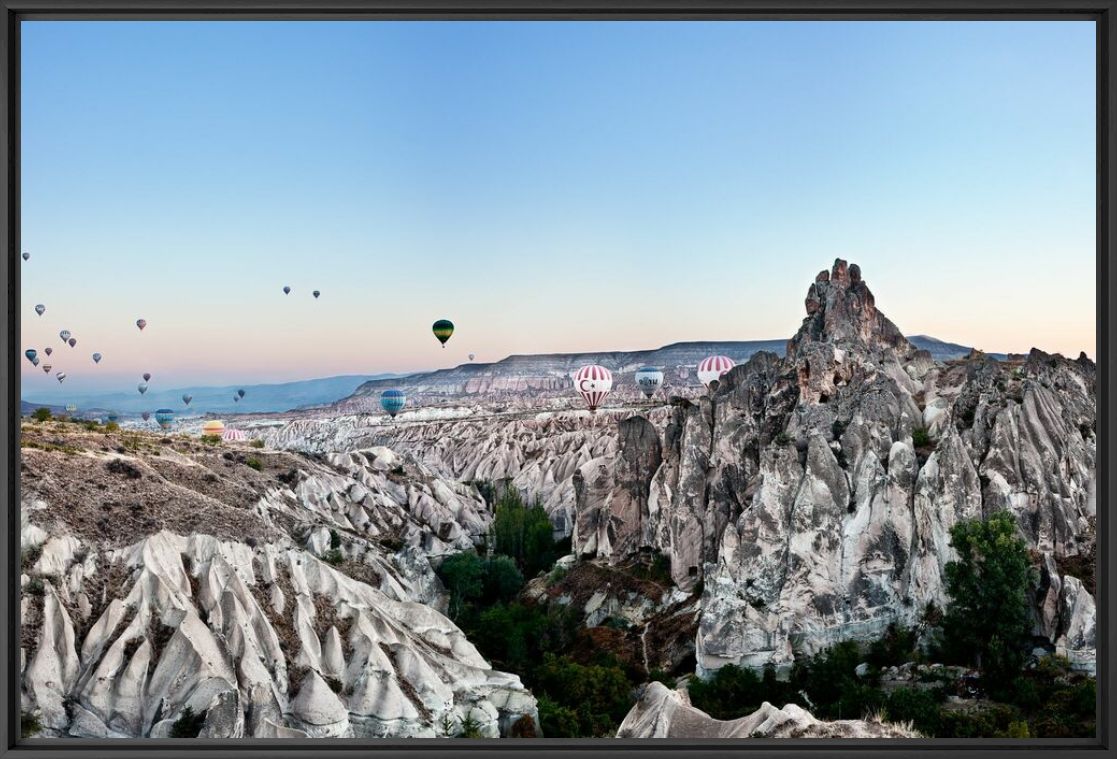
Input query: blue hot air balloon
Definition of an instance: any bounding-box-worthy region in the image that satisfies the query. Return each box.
[24,349,38,365]
[154,408,175,431]
[634,366,665,399]
[106,412,120,423]
[380,389,406,418]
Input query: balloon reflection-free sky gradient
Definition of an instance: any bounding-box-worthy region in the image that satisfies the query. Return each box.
[20,20,1095,395]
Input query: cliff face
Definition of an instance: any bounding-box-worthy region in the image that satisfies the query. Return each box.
[573,259,1096,675]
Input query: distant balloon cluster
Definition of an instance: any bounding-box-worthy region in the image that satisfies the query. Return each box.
[26,245,736,428]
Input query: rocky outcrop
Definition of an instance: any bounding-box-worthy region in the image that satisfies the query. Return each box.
[617,682,919,738]
[571,260,1096,675]
[20,530,538,739]
[19,427,538,738]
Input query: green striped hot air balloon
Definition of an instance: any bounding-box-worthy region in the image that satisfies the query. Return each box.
[431,319,454,348]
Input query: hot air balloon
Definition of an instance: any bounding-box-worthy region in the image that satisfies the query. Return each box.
[68,337,77,348]
[380,389,406,418]
[56,372,66,383]
[573,365,613,412]
[107,412,119,423]
[42,364,51,373]
[237,389,245,399]
[283,286,291,295]
[65,404,77,414]
[634,367,664,399]
[21,251,29,261]
[34,304,45,316]
[136,319,147,331]
[44,347,52,357]
[233,395,240,403]
[697,356,735,390]
[223,428,247,442]
[138,382,148,395]
[432,319,454,348]
[182,394,193,406]
[142,372,151,382]
[202,420,224,436]
[24,349,37,365]
[312,290,320,299]
[141,411,151,421]
[154,408,175,431]
[468,353,476,361]
[92,353,102,364]
[59,330,71,342]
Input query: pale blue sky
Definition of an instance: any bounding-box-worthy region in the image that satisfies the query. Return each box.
[20,20,1095,395]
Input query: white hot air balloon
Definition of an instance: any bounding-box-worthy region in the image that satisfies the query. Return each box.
[572,365,613,412]
[634,367,664,399]
[697,355,735,390]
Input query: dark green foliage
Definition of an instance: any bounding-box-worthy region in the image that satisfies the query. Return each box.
[937,701,1022,738]
[865,623,919,669]
[169,706,207,738]
[25,578,45,596]
[31,408,52,422]
[531,654,634,737]
[472,479,497,506]
[882,687,943,735]
[469,602,578,676]
[244,457,263,471]
[329,529,342,550]
[491,490,557,577]
[104,422,120,432]
[537,695,580,738]
[775,431,792,445]
[250,439,265,449]
[911,427,932,448]
[628,551,672,585]
[322,549,344,566]
[688,662,804,720]
[438,552,485,620]
[794,640,883,720]
[21,711,42,737]
[941,511,1036,693]
[481,555,524,605]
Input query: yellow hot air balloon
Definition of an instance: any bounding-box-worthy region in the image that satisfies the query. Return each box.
[202,420,226,437]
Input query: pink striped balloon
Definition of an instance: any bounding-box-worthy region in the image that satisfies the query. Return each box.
[222,428,247,442]
[572,364,613,412]
[697,355,735,388]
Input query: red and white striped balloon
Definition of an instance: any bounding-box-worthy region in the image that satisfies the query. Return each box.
[697,355,735,388]
[222,428,247,442]
[572,364,613,412]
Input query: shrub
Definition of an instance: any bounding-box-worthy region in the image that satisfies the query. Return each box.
[322,549,344,566]
[31,408,52,423]
[458,714,484,738]
[25,578,45,596]
[883,687,943,735]
[438,552,485,620]
[250,439,265,448]
[775,432,792,445]
[21,543,42,571]
[531,654,634,737]
[911,427,932,448]
[169,706,207,737]
[244,457,263,471]
[538,695,580,738]
[105,459,143,480]
[21,710,42,737]
[200,435,221,446]
[104,422,120,432]
[329,529,342,550]
[866,623,919,668]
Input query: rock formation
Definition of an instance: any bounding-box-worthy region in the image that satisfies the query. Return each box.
[570,259,1096,675]
[617,681,919,738]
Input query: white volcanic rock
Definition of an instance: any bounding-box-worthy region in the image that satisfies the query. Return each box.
[21,530,537,738]
[572,260,1096,676]
[617,682,919,738]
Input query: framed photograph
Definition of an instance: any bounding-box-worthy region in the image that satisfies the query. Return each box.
[3,2,1112,758]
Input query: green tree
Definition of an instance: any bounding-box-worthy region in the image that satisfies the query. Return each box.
[438,552,485,620]
[492,489,557,577]
[31,408,51,423]
[941,511,1036,693]
[482,555,524,605]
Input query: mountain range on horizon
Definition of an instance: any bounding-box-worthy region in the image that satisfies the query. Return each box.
[20,335,1019,416]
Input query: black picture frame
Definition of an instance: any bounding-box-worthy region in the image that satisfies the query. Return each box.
[1,2,1112,757]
